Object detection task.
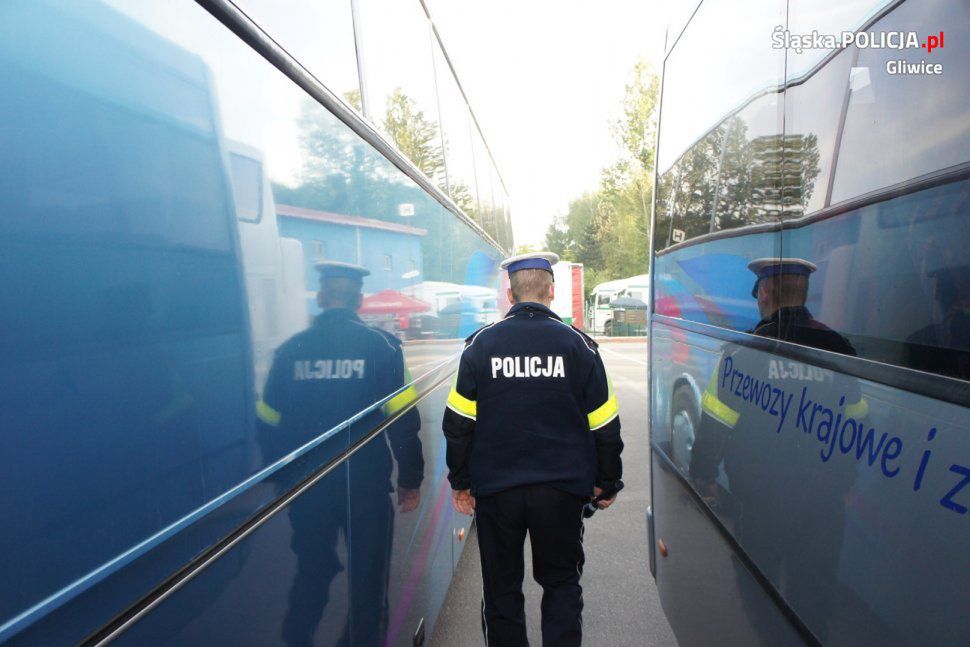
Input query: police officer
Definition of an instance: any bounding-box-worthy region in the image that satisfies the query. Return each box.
[443,252,623,647]
[689,257,863,644]
[745,257,858,355]
[258,261,424,646]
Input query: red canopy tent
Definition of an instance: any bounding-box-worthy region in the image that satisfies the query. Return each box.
[358,290,431,316]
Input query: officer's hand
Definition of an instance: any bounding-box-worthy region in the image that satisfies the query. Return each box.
[452,489,475,515]
[593,486,616,510]
[398,487,421,513]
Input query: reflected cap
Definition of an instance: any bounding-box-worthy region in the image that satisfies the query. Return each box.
[748,257,817,297]
[315,260,370,282]
[500,251,559,276]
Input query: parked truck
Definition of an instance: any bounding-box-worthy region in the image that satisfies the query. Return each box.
[587,273,650,335]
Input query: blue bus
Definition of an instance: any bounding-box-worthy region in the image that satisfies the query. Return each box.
[0,0,510,644]
[648,0,968,644]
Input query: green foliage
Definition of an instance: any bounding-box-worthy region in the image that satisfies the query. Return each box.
[379,87,512,250]
[544,192,597,261]
[274,93,511,283]
[652,114,822,250]
[449,180,475,214]
[613,58,660,171]
[277,98,397,218]
[382,88,446,184]
[547,59,659,297]
[278,86,514,281]
[343,89,362,112]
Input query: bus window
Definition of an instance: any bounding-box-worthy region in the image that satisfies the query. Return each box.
[230,153,264,222]
[828,0,969,205]
[782,45,855,215]
[782,179,970,381]
[781,0,970,377]
[657,0,786,174]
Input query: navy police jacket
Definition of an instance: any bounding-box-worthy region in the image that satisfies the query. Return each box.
[442,302,623,497]
[258,308,424,492]
[689,305,864,496]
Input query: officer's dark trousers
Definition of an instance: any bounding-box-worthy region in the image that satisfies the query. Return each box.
[283,485,393,646]
[475,483,586,647]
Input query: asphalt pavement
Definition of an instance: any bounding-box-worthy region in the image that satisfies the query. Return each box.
[430,339,677,646]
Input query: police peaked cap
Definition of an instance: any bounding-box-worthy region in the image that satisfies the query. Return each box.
[315,260,371,281]
[747,257,817,297]
[500,251,560,276]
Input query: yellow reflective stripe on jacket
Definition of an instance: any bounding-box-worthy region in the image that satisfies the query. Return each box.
[384,384,418,415]
[383,358,418,416]
[446,387,477,420]
[701,389,739,429]
[845,397,868,419]
[257,400,281,427]
[588,377,618,430]
[700,358,739,429]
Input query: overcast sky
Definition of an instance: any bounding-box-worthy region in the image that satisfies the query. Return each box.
[426,0,671,248]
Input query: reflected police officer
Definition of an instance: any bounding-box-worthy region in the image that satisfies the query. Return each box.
[691,256,864,500]
[689,257,863,642]
[258,261,424,646]
[442,252,623,647]
[746,257,856,355]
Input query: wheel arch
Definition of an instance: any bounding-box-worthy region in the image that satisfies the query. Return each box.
[671,373,702,419]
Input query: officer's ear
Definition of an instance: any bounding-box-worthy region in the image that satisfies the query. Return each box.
[316,290,325,309]
[506,287,516,304]
[547,279,555,301]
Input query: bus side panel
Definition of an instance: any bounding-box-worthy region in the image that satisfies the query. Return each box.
[652,320,970,644]
[0,2,258,640]
[651,452,804,647]
[0,1,498,643]
[113,464,352,646]
[111,382,461,647]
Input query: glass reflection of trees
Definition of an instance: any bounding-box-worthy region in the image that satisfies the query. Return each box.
[270,93,508,283]
[655,111,821,250]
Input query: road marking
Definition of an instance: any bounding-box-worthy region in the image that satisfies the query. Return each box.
[599,345,648,366]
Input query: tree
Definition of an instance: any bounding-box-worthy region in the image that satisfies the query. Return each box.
[543,192,598,262]
[273,90,513,282]
[547,58,661,295]
[343,88,362,112]
[382,88,445,185]
[652,113,822,252]
[612,59,661,171]
[544,216,571,259]
[379,89,515,249]
[776,133,821,218]
[271,98,393,217]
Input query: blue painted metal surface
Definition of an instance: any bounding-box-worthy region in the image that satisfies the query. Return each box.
[0,1,498,644]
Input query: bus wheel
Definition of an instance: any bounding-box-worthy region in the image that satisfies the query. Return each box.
[670,385,698,472]
[604,320,614,336]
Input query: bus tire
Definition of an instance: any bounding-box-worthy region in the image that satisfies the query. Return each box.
[670,384,698,472]
[604,320,614,336]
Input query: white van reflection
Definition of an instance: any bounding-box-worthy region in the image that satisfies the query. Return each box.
[227,140,309,392]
